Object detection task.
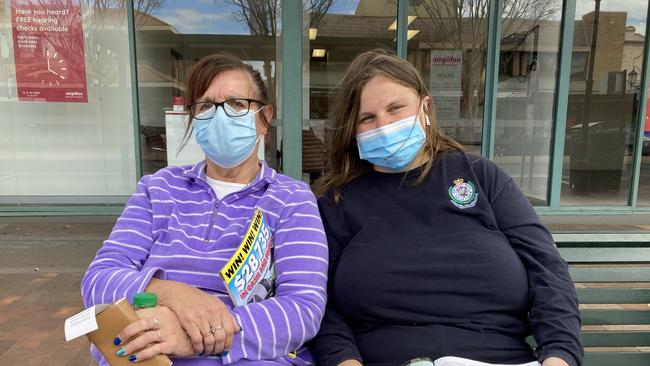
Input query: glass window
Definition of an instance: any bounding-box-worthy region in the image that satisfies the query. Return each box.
[408,0,491,155]
[0,0,136,206]
[134,0,280,175]
[638,87,650,206]
[305,0,397,182]
[493,0,563,205]
[561,0,647,205]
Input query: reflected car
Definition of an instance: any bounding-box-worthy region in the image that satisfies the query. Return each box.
[567,120,634,155]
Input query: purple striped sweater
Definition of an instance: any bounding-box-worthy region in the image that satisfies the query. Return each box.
[81,161,328,365]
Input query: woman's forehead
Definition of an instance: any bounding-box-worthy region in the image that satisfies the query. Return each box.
[359,77,418,108]
[204,69,256,99]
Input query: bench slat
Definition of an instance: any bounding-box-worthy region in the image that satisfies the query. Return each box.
[582,331,650,347]
[584,352,650,366]
[570,267,650,282]
[557,242,649,357]
[581,309,650,325]
[576,288,650,304]
[559,247,650,262]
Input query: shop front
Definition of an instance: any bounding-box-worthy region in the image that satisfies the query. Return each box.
[1,0,650,215]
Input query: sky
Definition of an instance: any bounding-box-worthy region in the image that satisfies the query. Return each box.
[154,0,250,35]
[152,0,360,35]
[150,0,646,37]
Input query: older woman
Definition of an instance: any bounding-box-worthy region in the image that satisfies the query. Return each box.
[81,53,327,365]
[309,50,582,366]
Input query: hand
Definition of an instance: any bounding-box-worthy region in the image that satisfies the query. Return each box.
[147,278,240,355]
[114,306,193,362]
[542,357,570,366]
[338,360,363,366]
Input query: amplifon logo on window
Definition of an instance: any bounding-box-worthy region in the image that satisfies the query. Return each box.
[431,55,462,66]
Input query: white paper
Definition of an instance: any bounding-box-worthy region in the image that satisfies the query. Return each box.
[64,305,105,341]
[435,357,540,366]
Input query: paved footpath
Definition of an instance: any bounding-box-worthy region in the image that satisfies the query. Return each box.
[0,217,113,366]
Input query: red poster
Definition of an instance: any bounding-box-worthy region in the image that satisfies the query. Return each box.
[11,0,87,103]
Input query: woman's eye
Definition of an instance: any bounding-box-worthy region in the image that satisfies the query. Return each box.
[388,105,402,112]
[358,117,372,124]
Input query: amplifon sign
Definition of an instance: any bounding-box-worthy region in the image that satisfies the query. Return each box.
[430,50,464,120]
[11,0,88,103]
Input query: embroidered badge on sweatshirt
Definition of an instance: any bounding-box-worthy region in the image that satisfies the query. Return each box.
[448,178,478,209]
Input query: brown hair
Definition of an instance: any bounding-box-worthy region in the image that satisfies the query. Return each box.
[315,49,464,200]
[180,53,270,151]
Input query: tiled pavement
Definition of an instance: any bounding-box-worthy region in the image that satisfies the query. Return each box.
[0,217,111,366]
[1,215,649,365]
[0,272,92,366]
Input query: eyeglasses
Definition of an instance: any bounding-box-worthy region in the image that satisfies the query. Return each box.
[187,98,265,120]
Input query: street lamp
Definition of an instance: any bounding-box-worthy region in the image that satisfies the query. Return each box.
[628,68,638,89]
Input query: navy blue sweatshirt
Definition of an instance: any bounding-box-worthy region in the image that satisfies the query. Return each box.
[310,152,582,366]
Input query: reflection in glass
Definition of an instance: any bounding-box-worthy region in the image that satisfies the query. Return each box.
[134,0,280,174]
[493,0,563,205]
[306,0,397,182]
[561,0,647,205]
[638,90,650,205]
[0,1,136,205]
[408,1,491,155]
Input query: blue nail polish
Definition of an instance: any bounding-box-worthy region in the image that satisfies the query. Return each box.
[129,354,137,362]
[113,337,122,345]
[116,348,126,357]
[222,350,229,357]
[198,352,204,357]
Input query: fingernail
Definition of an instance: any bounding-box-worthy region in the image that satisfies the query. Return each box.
[113,337,122,345]
[222,350,229,357]
[198,352,204,356]
[116,348,126,357]
[128,354,137,362]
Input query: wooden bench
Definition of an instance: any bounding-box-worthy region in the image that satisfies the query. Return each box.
[555,234,650,366]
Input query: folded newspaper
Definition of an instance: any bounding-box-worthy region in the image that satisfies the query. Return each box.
[219,208,275,306]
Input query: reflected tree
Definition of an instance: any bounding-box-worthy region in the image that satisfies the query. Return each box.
[34,0,163,91]
[218,0,335,104]
[413,0,559,144]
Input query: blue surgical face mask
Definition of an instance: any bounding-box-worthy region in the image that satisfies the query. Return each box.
[356,113,426,171]
[193,104,262,168]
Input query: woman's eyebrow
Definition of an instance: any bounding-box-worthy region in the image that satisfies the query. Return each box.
[387,98,408,106]
[358,98,409,116]
[358,111,375,119]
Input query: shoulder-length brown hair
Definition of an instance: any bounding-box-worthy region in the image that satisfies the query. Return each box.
[315,49,464,200]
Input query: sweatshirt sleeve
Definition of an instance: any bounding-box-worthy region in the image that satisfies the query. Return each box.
[483,162,583,366]
[308,195,364,366]
[81,175,166,307]
[222,187,328,364]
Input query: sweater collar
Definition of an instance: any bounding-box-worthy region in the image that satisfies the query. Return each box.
[183,160,276,189]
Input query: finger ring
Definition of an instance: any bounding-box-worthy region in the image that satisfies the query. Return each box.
[152,317,160,329]
[202,329,214,338]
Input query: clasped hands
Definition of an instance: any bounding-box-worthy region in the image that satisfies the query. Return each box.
[113,279,241,362]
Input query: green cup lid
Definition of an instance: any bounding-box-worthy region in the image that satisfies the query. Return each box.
[133,292,157,308]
